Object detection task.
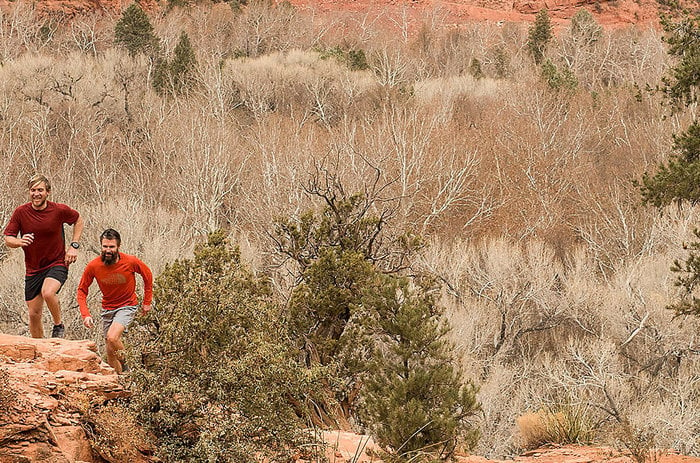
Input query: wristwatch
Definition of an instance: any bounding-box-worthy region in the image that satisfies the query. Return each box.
[70,242,80,249]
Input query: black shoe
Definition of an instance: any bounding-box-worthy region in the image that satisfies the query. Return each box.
[51,323,65,338]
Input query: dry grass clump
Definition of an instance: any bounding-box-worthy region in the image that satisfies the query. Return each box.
[516,405,595,450]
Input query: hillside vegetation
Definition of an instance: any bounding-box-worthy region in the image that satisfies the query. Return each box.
[0,0,698,458]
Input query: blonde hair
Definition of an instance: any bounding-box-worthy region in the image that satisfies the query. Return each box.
[28,174,51,192]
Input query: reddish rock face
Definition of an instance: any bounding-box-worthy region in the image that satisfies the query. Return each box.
[0,0,675,28]
[279,0,668,29]
[0,333,151,463]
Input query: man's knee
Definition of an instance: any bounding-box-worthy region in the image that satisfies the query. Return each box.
[27,308,42,320]
[41,287,59,301]
[106,332,122,348]
[26,299,43,317]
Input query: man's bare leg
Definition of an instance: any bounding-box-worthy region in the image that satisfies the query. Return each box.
[105,322,127,374]
[41,278,63,326]
[26,295,45,338]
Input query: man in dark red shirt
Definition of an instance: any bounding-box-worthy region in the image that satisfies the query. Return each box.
[77,228,153,373]
[4,174,84,338]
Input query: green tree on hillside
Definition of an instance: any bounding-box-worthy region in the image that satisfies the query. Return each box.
[638,121,700,207]
[639,15,700,207]
[562,8,602,76]
[274,171,480,460]
[667,229,700,317]
[275,183,420,422]
[569,8,602,48]
[153,31,199,96]
[170,32,198,92]
[527,9,553,65]
[638,14,700,207]
[127,231,320,462]
[114,3,160,57]
[638,13,700,319]
[541,59,578,91]
[360,274,480,460]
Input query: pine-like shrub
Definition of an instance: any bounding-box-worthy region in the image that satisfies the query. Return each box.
[127,230,322,462]
[527,9,553,65]
[153,31,199,96]
[359,275,480,461]
[276,181,480,459]
[114,4,160,57]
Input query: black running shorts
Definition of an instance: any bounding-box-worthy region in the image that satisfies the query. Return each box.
[25,265,68,301]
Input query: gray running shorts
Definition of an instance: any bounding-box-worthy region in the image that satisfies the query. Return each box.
[101,305,138,337]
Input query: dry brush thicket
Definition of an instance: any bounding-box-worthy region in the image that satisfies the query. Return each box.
[0,1,698,456]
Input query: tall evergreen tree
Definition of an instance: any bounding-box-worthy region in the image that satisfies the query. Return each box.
[360,275,480,460]
[170,31,198,94]
[638,13,700,320]
[527,9,553,65]
[639,15,700,207]
[114,3,160,57]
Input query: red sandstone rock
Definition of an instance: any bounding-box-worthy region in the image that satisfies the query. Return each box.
[0,333,145,463]
[280,0,668,29]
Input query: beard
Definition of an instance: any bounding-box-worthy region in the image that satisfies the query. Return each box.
[101,251,118,264]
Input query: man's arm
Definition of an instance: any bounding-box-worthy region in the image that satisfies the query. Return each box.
[76,264,95,327]
[71,214,84,242]
[137,259,154,315]
[65,215,84,265]
[4,233,34,249]
[3,211,30,249]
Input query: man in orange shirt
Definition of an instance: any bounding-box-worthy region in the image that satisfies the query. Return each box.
[77,228,153,373]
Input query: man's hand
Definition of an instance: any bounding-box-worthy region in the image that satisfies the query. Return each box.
[20,233,34,247]
[65,247,78,265]
[141,304,152,315]
[83,316,94,329]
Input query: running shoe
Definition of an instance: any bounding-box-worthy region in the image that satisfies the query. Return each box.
[51,323,65,338]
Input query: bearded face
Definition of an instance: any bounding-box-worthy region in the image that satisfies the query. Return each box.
[100,238,120,264]
[101,250,118,264]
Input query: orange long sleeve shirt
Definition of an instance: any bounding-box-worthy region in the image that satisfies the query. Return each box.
[77,252,153,319]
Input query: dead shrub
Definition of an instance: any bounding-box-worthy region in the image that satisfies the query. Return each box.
[64,391,155,461]
[616,423,661,463]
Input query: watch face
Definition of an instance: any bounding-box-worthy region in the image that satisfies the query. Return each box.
[71,242,80,249]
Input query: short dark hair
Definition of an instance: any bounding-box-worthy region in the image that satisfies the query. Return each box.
[100,228,121,246]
